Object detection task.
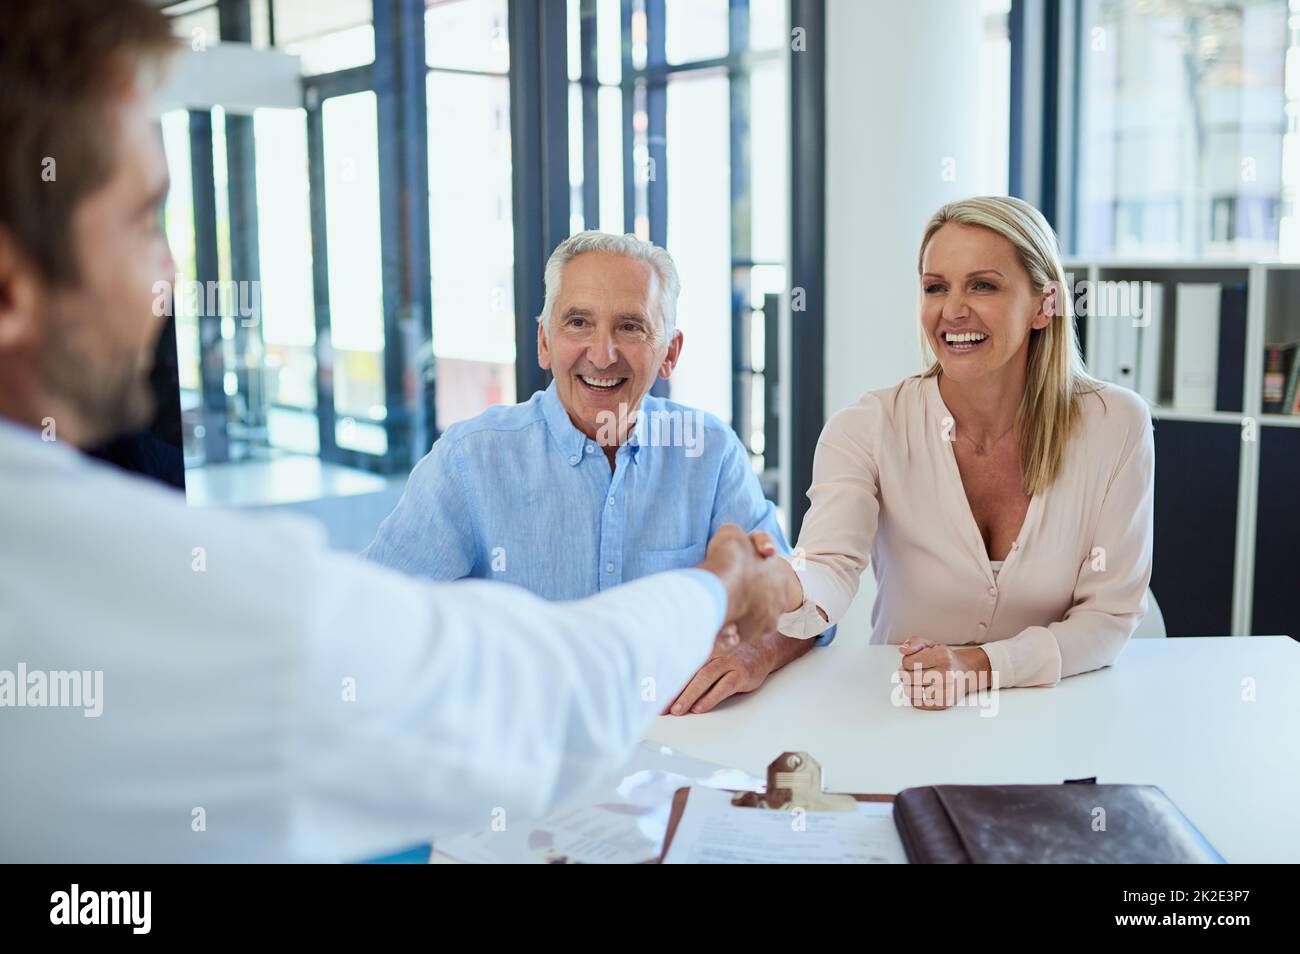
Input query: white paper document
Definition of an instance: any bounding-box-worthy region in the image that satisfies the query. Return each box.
[662,785,908,864]
[438,743,765,864]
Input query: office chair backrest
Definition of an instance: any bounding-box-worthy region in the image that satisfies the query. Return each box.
[1132,589,1167,639]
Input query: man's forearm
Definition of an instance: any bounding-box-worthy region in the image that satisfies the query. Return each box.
[768,629,816,670]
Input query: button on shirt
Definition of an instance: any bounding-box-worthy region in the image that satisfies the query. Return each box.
[778,375,1153,684]
[365,383,834,645]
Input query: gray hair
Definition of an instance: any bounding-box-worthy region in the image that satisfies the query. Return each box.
[538,231,681,342]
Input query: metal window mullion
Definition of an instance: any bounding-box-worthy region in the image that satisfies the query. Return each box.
[304,98,338,462]
[508,0,569,402]
[788,0,826,539]
[630,49,780,83]
[223,114,264,438]
[374,0,433,472]
[1055,0,1081,253]
[218,1,265,446]
[762,291,779,470]
[620,0,636,234]
[729,0,752,444]
[580,0,600,228]
[302,64,374,100]
[1009,0,1060,225]
[645,0,667,247]
[188,110,230,465]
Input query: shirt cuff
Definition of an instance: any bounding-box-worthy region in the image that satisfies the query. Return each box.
[778,598,832,640]
[979,626,1062,688]
[677,568,728,632]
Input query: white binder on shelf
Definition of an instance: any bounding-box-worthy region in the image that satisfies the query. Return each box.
[1173,283,1221,412]
[1136,282,1164,404]
[1089,310,1118,382]
[1114,308,1140,391]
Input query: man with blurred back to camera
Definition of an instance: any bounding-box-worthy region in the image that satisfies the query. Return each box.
[0,0,790,862]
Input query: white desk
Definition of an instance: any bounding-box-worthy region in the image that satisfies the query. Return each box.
[647,636,1300,863]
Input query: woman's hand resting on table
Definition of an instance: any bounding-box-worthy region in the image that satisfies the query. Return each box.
[897,637,992,710]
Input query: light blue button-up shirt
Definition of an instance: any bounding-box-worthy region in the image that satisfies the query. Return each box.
[364,382,833,644]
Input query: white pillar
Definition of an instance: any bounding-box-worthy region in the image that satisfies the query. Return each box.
[824,0,989,413]
[820,0,990,644]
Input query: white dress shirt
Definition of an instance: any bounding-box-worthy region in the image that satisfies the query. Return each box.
[0,420,724,861]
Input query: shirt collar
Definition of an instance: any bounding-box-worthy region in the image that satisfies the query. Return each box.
[924,371,951,425]
[540,380,649,467]
[0,415,82,473]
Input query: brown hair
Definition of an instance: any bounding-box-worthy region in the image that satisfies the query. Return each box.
[0,0,176,285]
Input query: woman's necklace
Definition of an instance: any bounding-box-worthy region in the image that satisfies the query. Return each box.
[958,420,1016,456]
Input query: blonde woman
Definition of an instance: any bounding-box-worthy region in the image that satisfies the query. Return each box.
[771,196,1154,709]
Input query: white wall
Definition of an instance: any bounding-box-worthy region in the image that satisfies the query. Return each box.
[818,0,991,646]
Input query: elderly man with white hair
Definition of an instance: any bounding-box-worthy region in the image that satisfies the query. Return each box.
[366,231,833,713]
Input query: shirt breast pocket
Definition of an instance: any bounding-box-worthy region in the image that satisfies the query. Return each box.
[636,541,708,577]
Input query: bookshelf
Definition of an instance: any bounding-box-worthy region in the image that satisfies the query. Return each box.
[1063,260,1300,640]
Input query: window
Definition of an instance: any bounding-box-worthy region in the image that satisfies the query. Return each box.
[254,108,319,455]
[161,0,513,479]
[161,0,801,493]
[666,73,731,423]
[275,0,375,75]
[322,91,387,456]
[567,0,790,491]
[425,0,509,72]
[1070,0,1291,259]
[1280,0,1300,258]
[426,0,517,427]
[571,0,631,235]
[980,0,1011,197]
[665,0,728,64]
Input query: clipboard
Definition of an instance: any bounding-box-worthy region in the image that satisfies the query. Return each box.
[657,759,1225,864]
[656,751,894,863]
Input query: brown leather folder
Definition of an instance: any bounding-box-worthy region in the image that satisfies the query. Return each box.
[657,754,1225,863]
[893,783,1225,863]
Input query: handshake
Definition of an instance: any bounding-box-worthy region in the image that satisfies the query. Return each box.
[695,524,798,653]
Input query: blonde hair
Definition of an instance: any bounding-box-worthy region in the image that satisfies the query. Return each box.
[916,195,1102,496]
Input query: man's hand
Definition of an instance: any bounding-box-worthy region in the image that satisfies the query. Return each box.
[695,524,789,652]
[897,637,991,710]
[753,529,824,621]
[665,625,814,715]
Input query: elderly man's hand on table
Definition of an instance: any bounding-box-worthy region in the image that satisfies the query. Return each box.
[665,626,814,715]
[667,526,814,715]
[897,637,992,710]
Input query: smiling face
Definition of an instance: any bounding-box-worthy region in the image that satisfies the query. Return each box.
[919,222,1053,385]
[537,250,682,443]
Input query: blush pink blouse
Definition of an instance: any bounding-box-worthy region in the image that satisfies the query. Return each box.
[779,374,1155,688]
